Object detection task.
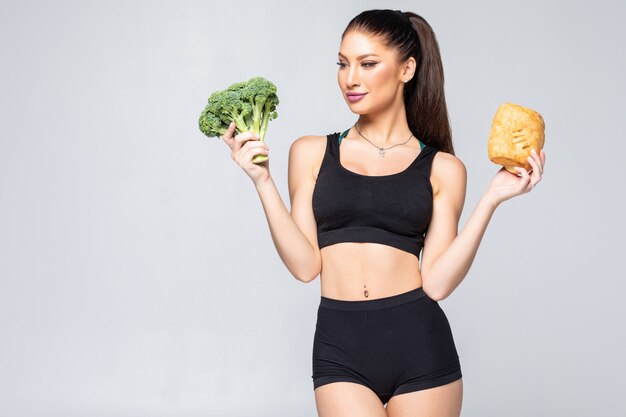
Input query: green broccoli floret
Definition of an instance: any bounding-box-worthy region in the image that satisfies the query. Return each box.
[198,110,228,138]
[198,76,279,163]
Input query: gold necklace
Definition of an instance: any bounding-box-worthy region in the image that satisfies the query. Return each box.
[353,123,414,157]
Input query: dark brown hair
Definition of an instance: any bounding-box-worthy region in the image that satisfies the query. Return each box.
[342,9,455,155]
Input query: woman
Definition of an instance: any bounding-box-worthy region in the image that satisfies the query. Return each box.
[220,9,546,417]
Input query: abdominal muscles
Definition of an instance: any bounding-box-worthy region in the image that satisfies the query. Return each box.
[319,242,422,301]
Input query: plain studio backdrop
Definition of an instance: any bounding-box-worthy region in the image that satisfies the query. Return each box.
[1,0,624,416]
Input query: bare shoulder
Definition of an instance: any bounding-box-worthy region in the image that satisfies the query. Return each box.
[289,134,328,181]
[430,150,467,199]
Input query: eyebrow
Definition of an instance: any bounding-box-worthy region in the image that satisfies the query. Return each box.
[337,53,380,59]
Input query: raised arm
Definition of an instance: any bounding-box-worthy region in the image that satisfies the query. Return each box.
[420,148,545,301]
[419,153,471,301]
[220,121,322,282]
[253,136,323,283]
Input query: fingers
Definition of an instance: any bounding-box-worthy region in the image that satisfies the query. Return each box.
[233,130,261,150]
[224,121,266,161]
[245,143,270,162]
[526,148,545,189]
[527,149,543,175]
[514,166,532,192]
[233,137,269,164]
[221,121,237,146]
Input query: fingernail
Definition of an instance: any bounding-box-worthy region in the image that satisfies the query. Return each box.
[531,149,537,154]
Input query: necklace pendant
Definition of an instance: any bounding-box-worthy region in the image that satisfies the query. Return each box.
[379,148,385,157]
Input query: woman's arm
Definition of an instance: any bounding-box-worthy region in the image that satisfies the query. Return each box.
[420,148,545,301]
[421,180,498,301]
[419,153,480,301]
[253,136,323,283]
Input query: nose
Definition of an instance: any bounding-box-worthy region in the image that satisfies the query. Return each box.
[345,66,360,87]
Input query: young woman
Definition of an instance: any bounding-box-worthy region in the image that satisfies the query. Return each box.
[220,8,546,417]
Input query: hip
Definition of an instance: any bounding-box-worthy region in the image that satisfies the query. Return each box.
[313,286,458,354]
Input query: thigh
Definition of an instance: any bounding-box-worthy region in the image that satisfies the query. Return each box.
[315,381,389,417]
[386,378,462,417]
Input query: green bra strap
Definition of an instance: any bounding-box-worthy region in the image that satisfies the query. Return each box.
[419,140,425,150]
[338,128,350,145]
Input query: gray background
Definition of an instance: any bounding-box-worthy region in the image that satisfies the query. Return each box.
[1,0,624,416]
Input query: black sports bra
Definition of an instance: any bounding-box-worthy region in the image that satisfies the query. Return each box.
[312,128,439,259]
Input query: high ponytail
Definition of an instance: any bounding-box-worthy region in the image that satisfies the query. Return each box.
[341,9,455,155]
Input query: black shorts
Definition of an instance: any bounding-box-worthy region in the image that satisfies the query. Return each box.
[311,286,462,405]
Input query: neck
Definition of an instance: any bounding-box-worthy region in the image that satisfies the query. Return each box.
[355,106,413,147]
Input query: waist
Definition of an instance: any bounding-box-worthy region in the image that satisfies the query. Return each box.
[320,286,427,311]
[319,244,422,300]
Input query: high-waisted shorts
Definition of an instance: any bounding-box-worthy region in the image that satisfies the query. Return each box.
[311,286,462,405]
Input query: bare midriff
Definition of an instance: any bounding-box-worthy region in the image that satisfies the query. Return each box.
[319,243,422,301]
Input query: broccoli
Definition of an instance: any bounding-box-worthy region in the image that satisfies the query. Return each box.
[198,76,279,163]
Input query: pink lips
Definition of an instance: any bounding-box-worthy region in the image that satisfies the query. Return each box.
[346,92,367,102]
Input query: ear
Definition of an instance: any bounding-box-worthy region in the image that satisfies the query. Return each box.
[400,57,416,82]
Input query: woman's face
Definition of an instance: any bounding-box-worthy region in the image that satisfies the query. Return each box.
[337,30,410,114]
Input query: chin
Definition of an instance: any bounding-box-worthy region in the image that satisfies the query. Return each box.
[345,103,367,113]
[346,101,379,114]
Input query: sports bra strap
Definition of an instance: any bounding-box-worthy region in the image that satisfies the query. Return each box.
[339,129,350,144]
[338,128,425,150]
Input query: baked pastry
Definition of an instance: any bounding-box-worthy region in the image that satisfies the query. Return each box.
[488,102,545,174]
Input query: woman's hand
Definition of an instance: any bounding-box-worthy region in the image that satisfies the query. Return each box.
[486,148,546,206]
[221,121,271,185]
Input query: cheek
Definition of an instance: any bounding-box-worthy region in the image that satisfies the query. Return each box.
[367,67,395,88]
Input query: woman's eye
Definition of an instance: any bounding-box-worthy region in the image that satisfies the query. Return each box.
[336,62,377,68]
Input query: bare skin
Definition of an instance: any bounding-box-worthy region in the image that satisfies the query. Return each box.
[220,27,545,417]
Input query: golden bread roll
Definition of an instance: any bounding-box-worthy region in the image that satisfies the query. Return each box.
[488,102,545,174]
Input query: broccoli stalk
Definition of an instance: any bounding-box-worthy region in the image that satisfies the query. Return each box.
[198,76,279,164]
[260,100,278,144]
